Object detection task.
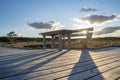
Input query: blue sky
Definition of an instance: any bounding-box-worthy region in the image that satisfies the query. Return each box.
[0,0,120,37]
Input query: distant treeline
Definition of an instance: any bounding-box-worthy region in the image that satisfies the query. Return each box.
[92,37,120,41]
[0,37,120,42]
[0,37,43,42]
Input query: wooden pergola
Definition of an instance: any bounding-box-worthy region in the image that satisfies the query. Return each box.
[40,27,93,51]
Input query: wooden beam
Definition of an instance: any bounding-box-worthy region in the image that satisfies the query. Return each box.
[43,35,46,49]
[72,27,93,33]
[58,34,62,51]
[51,35,54,48]
[68,34,71,50]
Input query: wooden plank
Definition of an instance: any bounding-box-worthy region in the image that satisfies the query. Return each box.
[0,47,120,80]
[87,67,120,80]
[0,48,119,65]
[2,53,120,80]
[0,50,119,74]
[0,49,55,62]
[40,28,93,36]
[117,78,120,80]
[56,61,120,80]
[0,53,119,75]
[0,49,58,66]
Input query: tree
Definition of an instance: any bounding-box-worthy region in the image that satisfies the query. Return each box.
[7,31,17,43]
[7,31,17,37]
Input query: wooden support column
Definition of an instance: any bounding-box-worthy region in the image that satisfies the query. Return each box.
[81,31,89,49]
[43,35,46,49]
[62,36,65,49]
[68,34,71,50]
[51,35,54,48]
[82,38,88,49]
[84,31,89,49]
[58,33,62,51]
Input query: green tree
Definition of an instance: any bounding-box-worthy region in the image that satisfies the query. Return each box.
[7,31,17,43]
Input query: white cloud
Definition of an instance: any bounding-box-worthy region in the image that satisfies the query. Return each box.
[72,23,91,29]
[73,14,120,26]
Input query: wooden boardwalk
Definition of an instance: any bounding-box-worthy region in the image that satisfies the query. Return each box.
[0,46,120,80]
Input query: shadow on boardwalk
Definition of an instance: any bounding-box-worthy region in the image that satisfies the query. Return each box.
[0,47,69,80]
[67,50,104,80]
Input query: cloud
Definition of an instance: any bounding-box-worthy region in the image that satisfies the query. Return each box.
[80,8,98,12]
[94,26,120,35]
[17,33,27,37]
[73,14,119,26]
[28,21,64,30]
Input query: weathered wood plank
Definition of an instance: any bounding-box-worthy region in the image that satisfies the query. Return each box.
[87,67,120,80]
[2,56,120,80]
[0,47,120,80]
[0,49,119,68]
[56,61,120,80]
[0,50,119,77]
[0,53,119,74]
[117,78,120,80]
[1,52,120,79]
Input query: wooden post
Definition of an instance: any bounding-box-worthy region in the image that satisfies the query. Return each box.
[82,31,89,49]
[68,34,71,50]
[83,38,88,49]
[58,33,62,51]
[43,35,46,49]
[62,36,65,49]
[51,35,54,48]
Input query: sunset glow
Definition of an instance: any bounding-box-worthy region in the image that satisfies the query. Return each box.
[0,0,120,37]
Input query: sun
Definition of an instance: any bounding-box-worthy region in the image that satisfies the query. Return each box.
[81,30,88,34]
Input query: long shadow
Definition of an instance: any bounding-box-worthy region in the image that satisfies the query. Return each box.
[0,50,58,73]
[0,49,57,78]
[68,50,104,80]
[0,49,56,66]
[0,49,69,79]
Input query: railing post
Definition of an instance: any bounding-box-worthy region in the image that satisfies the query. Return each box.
[68,33,71,50]
[51,35,54,48]
[58,33,62,51]
[43,35,46,49]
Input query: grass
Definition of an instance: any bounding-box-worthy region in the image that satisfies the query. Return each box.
[0,42,42,49]
[0,38,120,49]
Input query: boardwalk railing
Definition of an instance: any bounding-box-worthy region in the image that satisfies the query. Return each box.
[40,27,93,50]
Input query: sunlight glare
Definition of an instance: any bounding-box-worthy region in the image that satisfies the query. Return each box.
[81,30,88,34]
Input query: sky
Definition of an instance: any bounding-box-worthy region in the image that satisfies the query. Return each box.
[0,0,120,37]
